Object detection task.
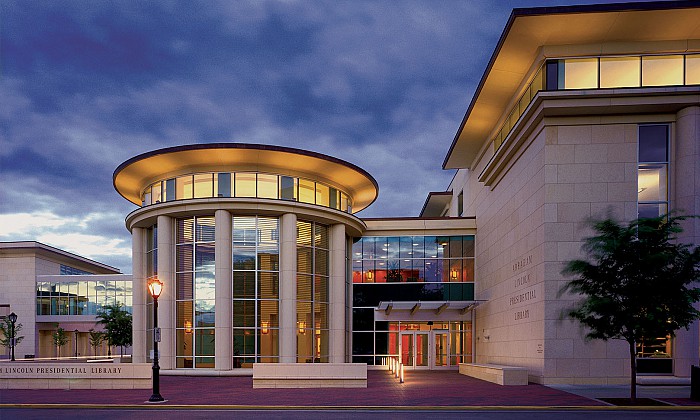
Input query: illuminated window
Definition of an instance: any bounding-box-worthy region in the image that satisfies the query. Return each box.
[686,54,700,85]
[298,179,315,204]
[642,55,683,86]
[235,173,256,197]
[316,184,330,207]
[193,173,213,198]
[257,174,278,199]
[141,172,351,212]
[232,216,280,367]
[151,182,162,203]
[600,56,640,88]
[564,58,598,89]
[176,175,193,200]
[176,216,215,368]
[297,221,328,363]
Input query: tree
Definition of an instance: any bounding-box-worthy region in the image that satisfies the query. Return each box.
[0,317,24,355]
[560,214,700,403]
[88,328,106,357]
[52,327,69,358]
[96,304,132,358]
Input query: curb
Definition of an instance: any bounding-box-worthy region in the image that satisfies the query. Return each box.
[2,404,700,411]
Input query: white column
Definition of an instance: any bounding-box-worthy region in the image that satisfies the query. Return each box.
[156,215,175,370]
[279,213,297,363]
[673,106,700,377]
[131,227,147,363]
[329,223,346,363]
[215,210,232,370]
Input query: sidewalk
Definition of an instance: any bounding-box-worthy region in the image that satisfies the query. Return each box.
[1,370,698,408]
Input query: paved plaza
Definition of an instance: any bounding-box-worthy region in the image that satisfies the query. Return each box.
[1,370,699,409]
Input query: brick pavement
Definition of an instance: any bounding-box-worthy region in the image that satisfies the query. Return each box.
[0,370,697,407]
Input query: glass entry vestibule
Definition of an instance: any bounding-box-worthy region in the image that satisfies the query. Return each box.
[396,321,471,370]
[400,328,452,369]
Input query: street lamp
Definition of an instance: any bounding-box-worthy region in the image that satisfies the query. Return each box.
[8,312,17,362]
[74,329,79,358]
[147,277,165,403]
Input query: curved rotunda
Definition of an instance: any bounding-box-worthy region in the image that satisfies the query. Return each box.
[114,143,378,370]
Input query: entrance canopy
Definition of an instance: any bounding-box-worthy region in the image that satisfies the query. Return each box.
[375,301,481,322]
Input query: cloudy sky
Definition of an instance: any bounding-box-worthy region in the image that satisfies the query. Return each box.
[1,0,625,272]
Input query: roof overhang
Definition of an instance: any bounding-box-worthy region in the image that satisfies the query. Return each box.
[419,192,452,217]
[443,0,700,170]
[376,300,481,315]
[113,143,379,212]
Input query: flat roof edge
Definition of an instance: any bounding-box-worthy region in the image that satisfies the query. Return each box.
[0,241,121,273]
[442,0,700,170]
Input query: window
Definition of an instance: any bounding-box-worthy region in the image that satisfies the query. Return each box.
[297,221,329,363]
[141,172,351,212]
[298,179,315,204]
[257,174,278,199]
[176,216,215,368]
[176,175,193,200]
[600,56,640,88]
[193,173,213,198]
[216,173,231,197]
[232,216,280,367]
[235,173,256,197]
[563,58,598,89]
[642,55,683,86]
[638,125,669,218]
[280,176,297,201]
[457,191,464,217]
[687,54,700,85]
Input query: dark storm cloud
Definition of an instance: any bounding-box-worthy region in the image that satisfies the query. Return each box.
[1,0,625,271]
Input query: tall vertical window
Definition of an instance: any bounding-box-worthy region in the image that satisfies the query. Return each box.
[457,191,464,217]
[176,216,215,368]
[232,216,280,368]
[297,221,329,363]
[638,125,670,218]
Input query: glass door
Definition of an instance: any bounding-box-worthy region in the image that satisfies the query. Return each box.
[415,332,429,368]
[401,331,429,369]
[431,330,450,369]
[400,332,413,367]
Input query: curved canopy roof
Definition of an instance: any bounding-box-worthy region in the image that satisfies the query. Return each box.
[113,143,379,212]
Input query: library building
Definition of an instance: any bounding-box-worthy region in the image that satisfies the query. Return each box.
[2,1,699,386]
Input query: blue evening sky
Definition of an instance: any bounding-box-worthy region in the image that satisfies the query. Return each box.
[1,0,626,272]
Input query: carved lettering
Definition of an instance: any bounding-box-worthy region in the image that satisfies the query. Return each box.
[509,289,536,306]
[512,255,533,272]
[514,309,529,320]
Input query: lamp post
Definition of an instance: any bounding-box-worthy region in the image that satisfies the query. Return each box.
[147,277,165,403]
[74,329,79,358]
[8,312,17,362]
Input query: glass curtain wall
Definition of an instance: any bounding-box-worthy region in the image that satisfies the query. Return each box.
[297,221,329,363]
[351,235,475,365]
[232,216,280,368]
[175,216,216,368]
[36,280,132,316]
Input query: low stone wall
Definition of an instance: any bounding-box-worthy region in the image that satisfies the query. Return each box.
[0,362,152,389]
[252,363,367,388]
[459,363,528,386]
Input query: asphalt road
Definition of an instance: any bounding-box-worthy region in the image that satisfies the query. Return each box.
[1,408,699,419]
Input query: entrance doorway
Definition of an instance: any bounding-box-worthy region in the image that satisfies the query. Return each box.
[400,329,451,369]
